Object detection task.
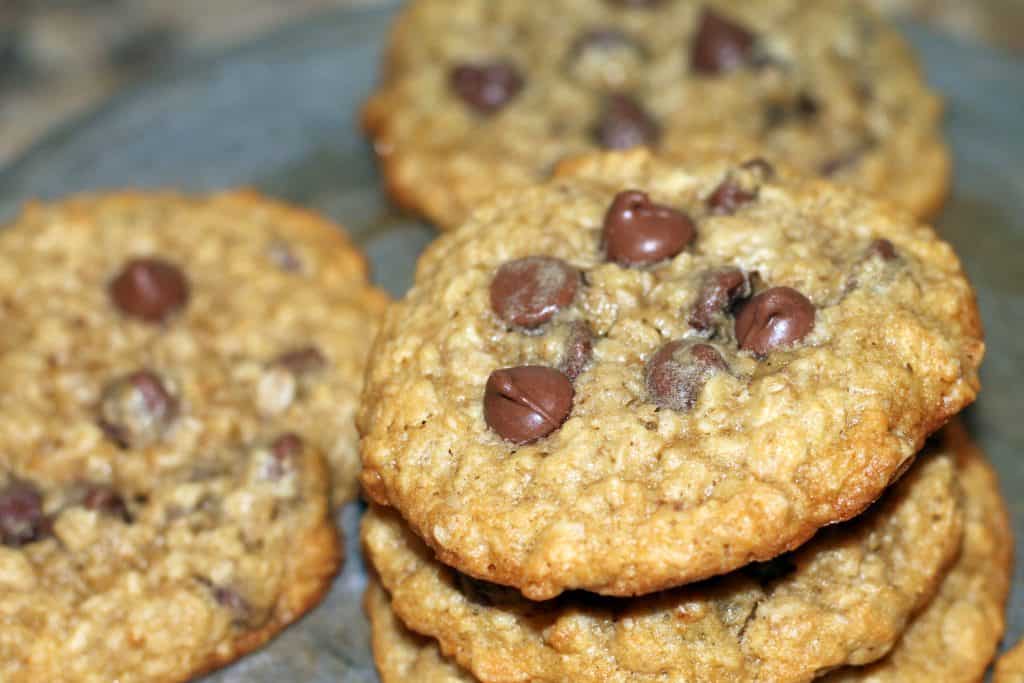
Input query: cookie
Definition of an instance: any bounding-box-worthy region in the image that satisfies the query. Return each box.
[366,425,1009,683]
[363,0,950,230]
[996,640,1024,683]
[358,150,983,599]
[363,431,963,683]
[821,422,1012,683]
[0,191,387,681]
[0,191,388,505]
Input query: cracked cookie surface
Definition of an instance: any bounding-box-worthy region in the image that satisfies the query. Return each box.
[0,191,386,682]
[358,150,983,599]
[364,0,949,229]
[363,433,962,683]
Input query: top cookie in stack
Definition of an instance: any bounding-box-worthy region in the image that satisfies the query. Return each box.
[358,149,983,601]
[363,0,950,229]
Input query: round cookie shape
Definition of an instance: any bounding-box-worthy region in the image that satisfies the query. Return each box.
[358,150,983,600]
[0,191,388,506]
[0,191,389,681]
[362,429,964,683]
[363,0,950,229]
[364,424,1012,683]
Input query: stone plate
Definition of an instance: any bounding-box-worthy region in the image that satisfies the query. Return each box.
[0,4,1021,681]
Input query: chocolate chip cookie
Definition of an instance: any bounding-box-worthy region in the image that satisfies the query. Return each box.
[358,150,983,599]
[821,422,1012,683]
[996,640,1024,683]
[0,191,386,681]
[366,425,1009,683]
[364,431,963,683]
[363,0,950,229]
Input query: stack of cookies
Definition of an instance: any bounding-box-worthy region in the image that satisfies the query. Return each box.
[0,192,388,682]
[358,2,1013,679]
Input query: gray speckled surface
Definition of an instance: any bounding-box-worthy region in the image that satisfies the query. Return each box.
[0,4,1021,681]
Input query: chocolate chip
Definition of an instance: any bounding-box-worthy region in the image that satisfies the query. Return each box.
[273,346,328,376]
[603,190,696,266]
[484,366,574,444]
[867,238,897,261]
[451,61,524,114]
[98,370,178,449]
[490,257,580,329]
[109,258,189,323]
[689,268,752,331]
[82,485,131,522]
[734,287,815,356]
[210,584,254,625]
[645,341,727,412]
[0,481,46,547]
[594,94,660,150]
[271,433,304,461]
[267,239,302,272]
[691,8,756,75]
[707,179,756,215]
[568,29,645,89]
[559,321,595,382]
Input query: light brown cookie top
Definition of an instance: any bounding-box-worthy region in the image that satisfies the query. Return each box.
[363,430,963,683]
[0,191,389,681]
[996,639,1024,683]
[0,191,388,504]
[363,0,949,230]
[358,150,983,599]
[0,424,339,683]
[822,421,1012,683]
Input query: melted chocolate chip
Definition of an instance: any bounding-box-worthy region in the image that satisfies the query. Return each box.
[734,287,815,356]
[271,433,304,461]
[867,238,897,261]
[98,370,178,449]
[490,257,580,329]
[689,268,752,331]
[645,341,727,412]
[594,94,660,150]
[763,93,821,131]
[707,179,756,215]
[559,321,595,383]
[0,481,46,547]
[484,366,574,444]
[603,190,696,266]
[274,346,328,376]
[451,61,524,114]
[109,258,189,323]
[691,8,756,75]
[82,485,131,522]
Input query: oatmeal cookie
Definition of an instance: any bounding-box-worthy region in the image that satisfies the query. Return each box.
[363,0,949,229]
[0,191,388,504]
[365,426,1010,683]
[996,639,1024,683]
[363,433,962,683]
[0,190,387,681]
[358,150,983,599]
[822,422,1012,683]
